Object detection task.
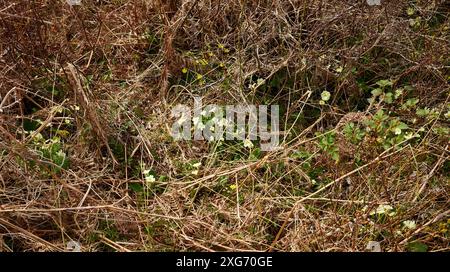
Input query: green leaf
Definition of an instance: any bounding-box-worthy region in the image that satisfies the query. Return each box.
[416,108,430,117]
[249,147,262,160]
[343,122,355,135]
[376,79,393,88]
[330,149,340,162]
[407,242,428,252]
[373,109,389,122]
[402,98,419,110]
[291,150,312,160]
[129,183,144,193]
[371,88,383,97]
[384,92,393,104]
[393,122,408,135]
[23,119,40,132]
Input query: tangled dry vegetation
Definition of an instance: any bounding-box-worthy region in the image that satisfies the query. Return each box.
[0,0,449,252]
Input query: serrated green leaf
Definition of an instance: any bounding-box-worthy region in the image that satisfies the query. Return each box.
[376,79,393,88]
[384,92,393,104]
[371,88,383,97]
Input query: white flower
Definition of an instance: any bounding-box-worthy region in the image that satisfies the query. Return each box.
[55,106,64,114]
[370,204,395,217]
[33,132,44,142]
[192,162,201,168]
[145,174,156,183]
[321,91,331,102]
[243,139,254,148]
[402,220,416,230]
[444,110,450,119]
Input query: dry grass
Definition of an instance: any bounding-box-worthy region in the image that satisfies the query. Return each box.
[0,0,449,252]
